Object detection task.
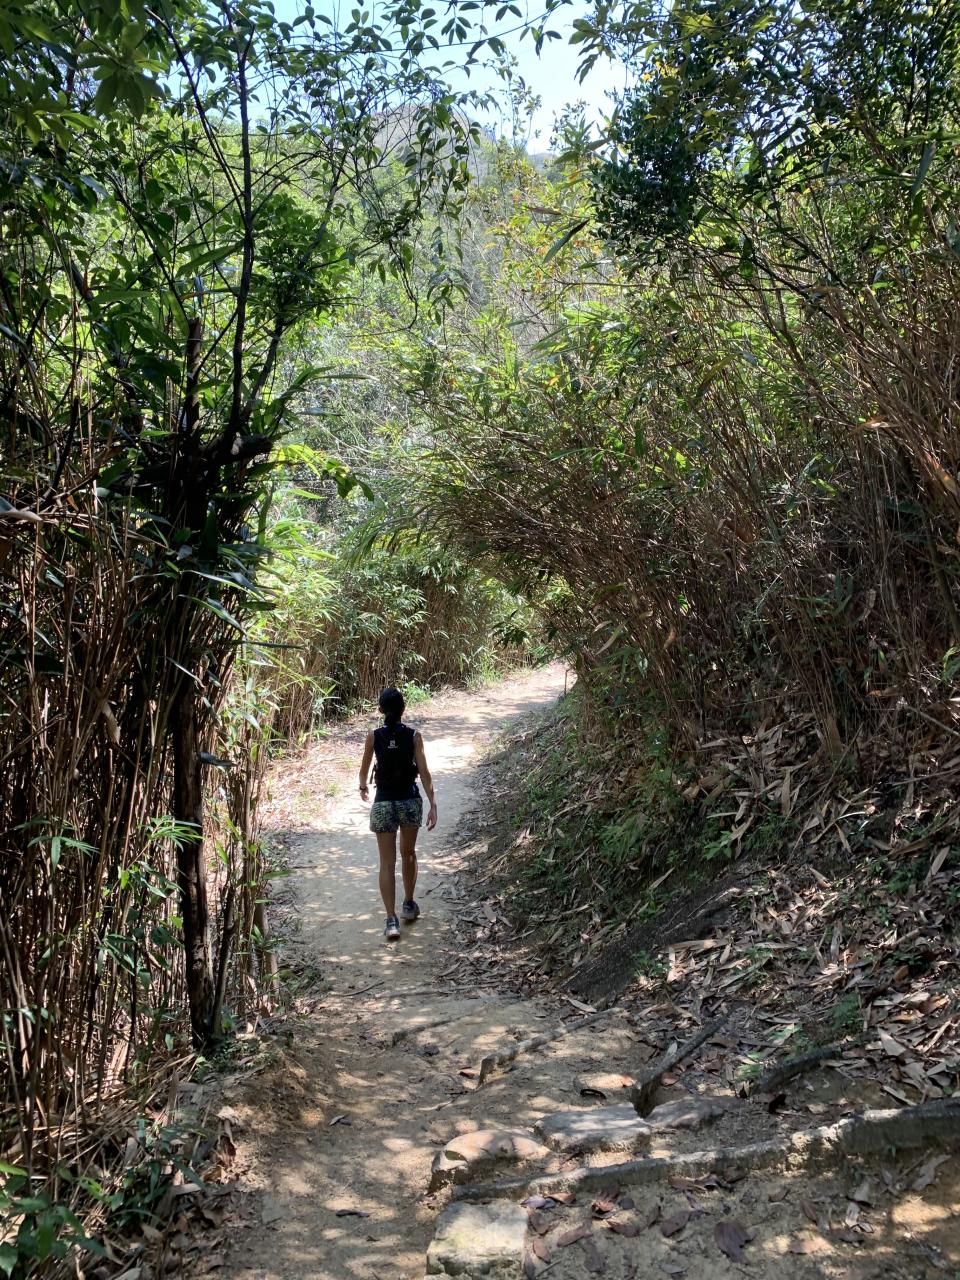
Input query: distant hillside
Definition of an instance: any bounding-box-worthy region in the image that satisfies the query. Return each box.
[372,101,499,178]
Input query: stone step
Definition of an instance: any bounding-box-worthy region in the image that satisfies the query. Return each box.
[429,1128,550,1191]
[535,1096,727,1154]
[426,1201,527,1277]
[535,1103,650,1153]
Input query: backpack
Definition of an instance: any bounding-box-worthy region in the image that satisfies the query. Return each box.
[373,723,418,793]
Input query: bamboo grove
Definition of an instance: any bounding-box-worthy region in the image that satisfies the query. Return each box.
[401,0,960,772]
[0,0,506,1263]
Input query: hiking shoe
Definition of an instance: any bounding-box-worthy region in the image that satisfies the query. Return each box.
[384,915,401,941]
[401,899,420,923]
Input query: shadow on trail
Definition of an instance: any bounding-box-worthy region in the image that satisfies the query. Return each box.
[224,667,569,1280]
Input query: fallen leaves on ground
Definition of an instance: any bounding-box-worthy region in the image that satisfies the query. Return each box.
[453,709,960,1121]
[639,1201,661,1229]
[522,1194,552,1209]
[911,1154,951,1191]
[580,1236,606,1273]
[531,1237,551,1261]
[849,1176,873,1205]
[799,1198,819,1225]
[604,1217,640,1238]
[557,1224,591,1247]
[714,1219,749,1262]
[591,1189,620,1217]
[660,1209,691,1238]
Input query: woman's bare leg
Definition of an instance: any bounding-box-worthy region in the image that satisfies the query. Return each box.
[377,831,398,915]
[399,825,418,903]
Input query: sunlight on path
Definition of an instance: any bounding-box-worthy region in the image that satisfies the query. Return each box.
[283,666,568,990]
[223,665,569,1280]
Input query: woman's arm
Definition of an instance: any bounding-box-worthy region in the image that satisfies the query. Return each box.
[359,730,374,802]
[414,731,438,831]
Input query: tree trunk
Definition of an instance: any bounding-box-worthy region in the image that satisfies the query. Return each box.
[254,897,279,984]
[172,692,214,1047]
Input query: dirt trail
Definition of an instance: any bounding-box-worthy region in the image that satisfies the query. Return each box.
[273,665,569,983]
[216,666,960,1280]
[222,666,576,1279]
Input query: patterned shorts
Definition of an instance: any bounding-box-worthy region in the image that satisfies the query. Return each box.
[370,796,423,834]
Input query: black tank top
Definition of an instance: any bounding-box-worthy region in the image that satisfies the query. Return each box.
[373,723,419,801]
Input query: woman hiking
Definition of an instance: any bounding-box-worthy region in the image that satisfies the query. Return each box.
[359,687,438,941]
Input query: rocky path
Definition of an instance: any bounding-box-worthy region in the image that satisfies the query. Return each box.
[214,668,959,1280]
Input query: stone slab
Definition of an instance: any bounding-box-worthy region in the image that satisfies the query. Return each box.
[647,1096,726,1131]
[426,1202,528,1277]
[535,1104,651,1153]
[444,1129,548,1164]
[429,1129,549,1191]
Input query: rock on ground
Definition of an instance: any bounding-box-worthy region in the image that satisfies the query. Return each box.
[647,1096,727,1131]
[426,1202,528,1277]
[430,1129,549,1191]
[535,1104,651,1153]
[575,1071,637,1097]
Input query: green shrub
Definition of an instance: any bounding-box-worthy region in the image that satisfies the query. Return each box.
[261,518,541,743]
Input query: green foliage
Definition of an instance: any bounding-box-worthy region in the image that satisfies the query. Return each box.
[253,192,347,327]
[0,0,171,140]
[632,949,667,980]
[6,0,960,1260]
[829,994,863,1037]
[0,1178,95,1279]
[0,1116,214,1277]
[499,687,698,918]
[395,29,960,774]
[0,0,544,1257]
[591,0,960,249]
[262,512,539,741]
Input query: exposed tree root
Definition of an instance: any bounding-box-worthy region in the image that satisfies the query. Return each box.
[630,1015,727,1115]
[451,1098,960,1202]
[476,1010,615,1086]
[751,1036,866,1096]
